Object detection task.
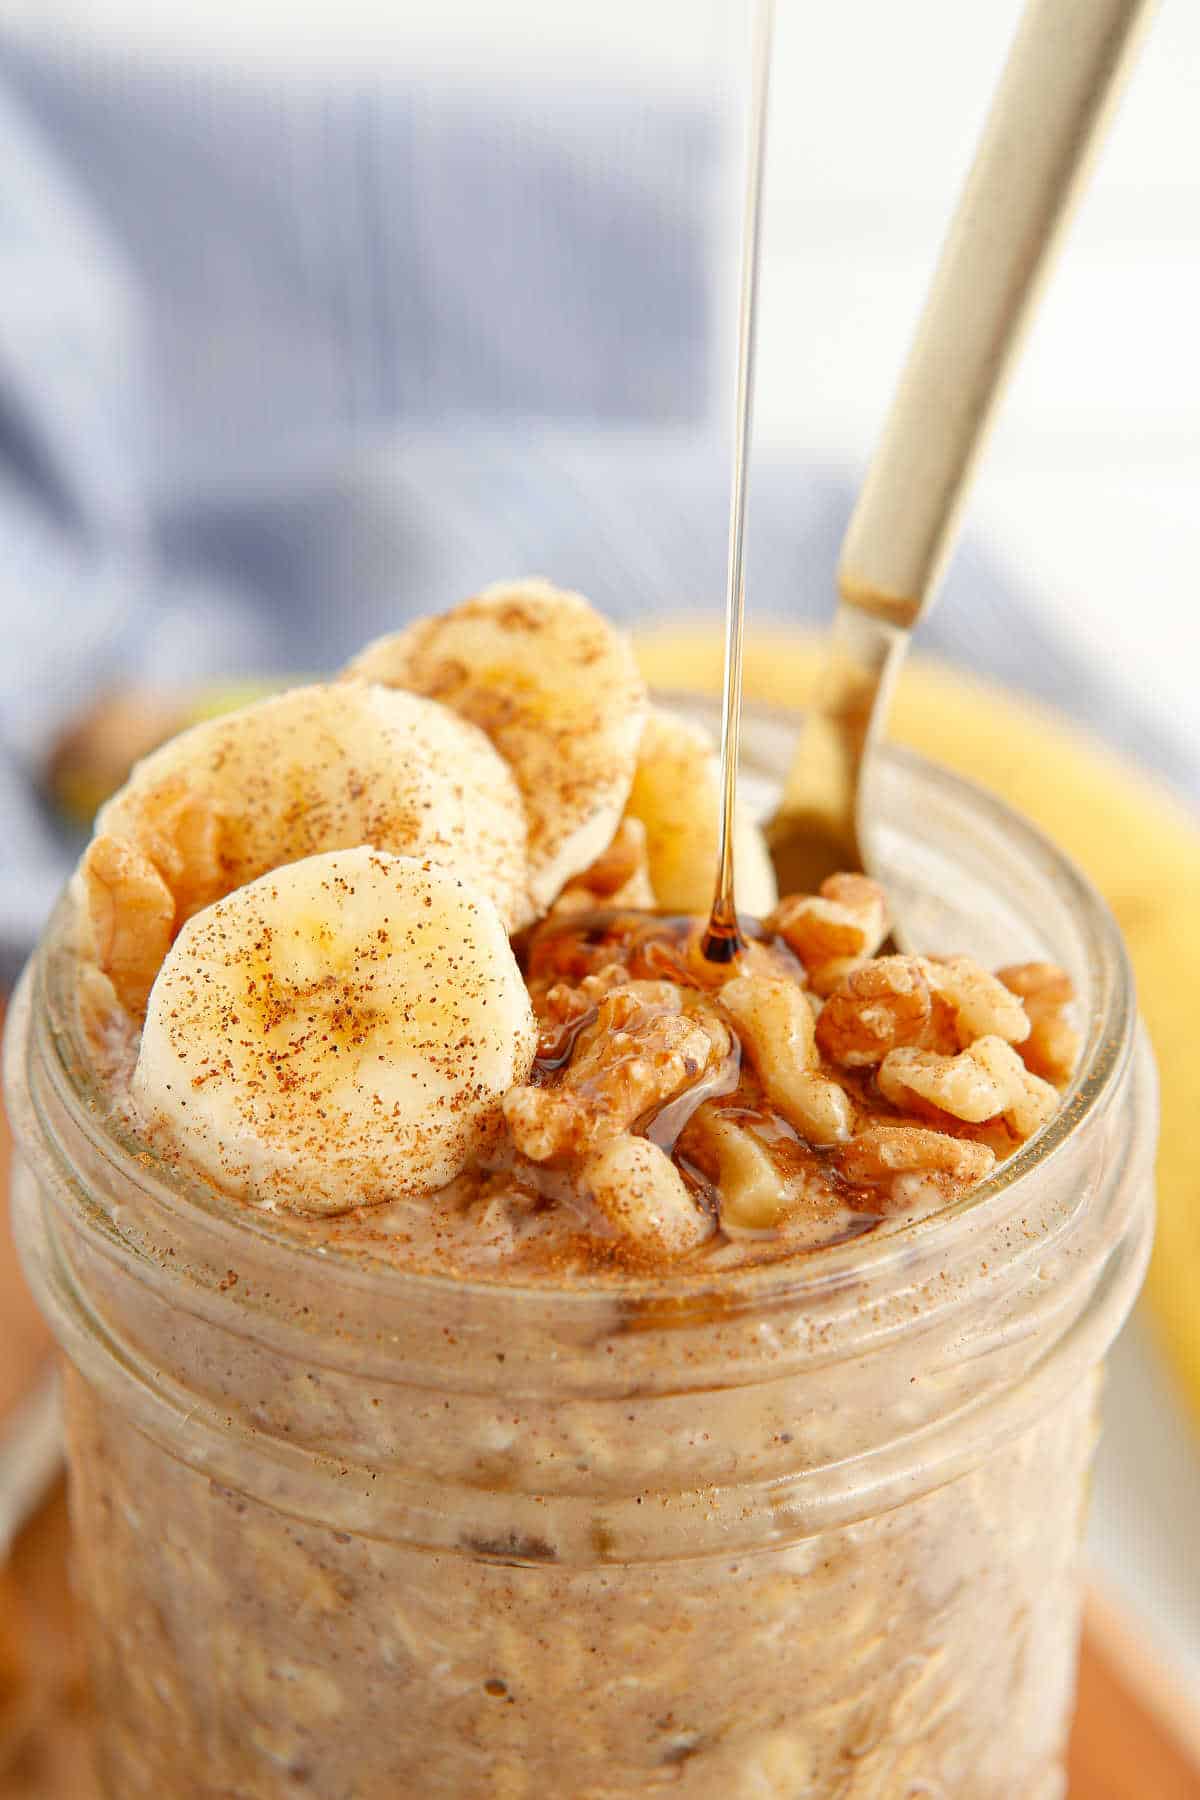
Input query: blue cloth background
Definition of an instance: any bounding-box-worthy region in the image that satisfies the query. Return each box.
[0,30,1194,981]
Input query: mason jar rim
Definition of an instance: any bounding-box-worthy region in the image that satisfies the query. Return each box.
[22,715,1136,1320]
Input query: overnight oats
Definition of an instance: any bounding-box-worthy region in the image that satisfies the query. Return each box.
[5,582,1155,1798]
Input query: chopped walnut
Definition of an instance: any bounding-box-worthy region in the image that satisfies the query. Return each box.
[720,972,854,1145]
[815,956,945,1068]
[112,774,224,922]
[878,1035,1058,1139]
[878,1039,1007,1124]
[504,984,731,1163]
[549,817,655,918]
[582,1133,712,1256]
[505,877,1070,1258]
[837,1124,996,1191]
[684,1108,785,1229]
[530,966,674,1061]
[524,911,656,989]
[969,1035,1061,1138]
[534,977,594,1038]
[79,834,175,1016]
[76,775,226,1016]
[817,950,1038,1071]
[925,956,1031,1048]
[767,875,888,995]
[998,962,1080,1087]
[580,968,677,1010]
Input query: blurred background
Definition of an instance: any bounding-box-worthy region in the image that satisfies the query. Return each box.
[0,0,1198,1782]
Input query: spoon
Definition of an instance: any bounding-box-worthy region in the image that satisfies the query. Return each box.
[764,0,1154,906]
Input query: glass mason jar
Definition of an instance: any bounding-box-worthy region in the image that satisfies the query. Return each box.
[5,714,1156,1800]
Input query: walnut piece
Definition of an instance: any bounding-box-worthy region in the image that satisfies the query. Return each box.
[815,955,943,1068]
[76,775,226,1016]
[548,817,655,918]
[504,984,731,1164]
[879,1035,1059,1139]
[685,1108,786,1229]
[79,834,175,1016]
[998,962,1080,1087]
[767,875,888,995]
[837,1123,996,1190]
[926,956,1031,1048]
[582,1133,712,1256]
[720,972,854,1145]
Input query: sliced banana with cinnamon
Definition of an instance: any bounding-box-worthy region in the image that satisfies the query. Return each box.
[78,679,529,1010]
[133,848,537,1214]
[348,579,647,913]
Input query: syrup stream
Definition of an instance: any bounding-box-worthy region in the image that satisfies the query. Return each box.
[702,0,775,965]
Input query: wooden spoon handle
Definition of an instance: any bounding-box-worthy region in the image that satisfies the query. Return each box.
[838,0,1154,626]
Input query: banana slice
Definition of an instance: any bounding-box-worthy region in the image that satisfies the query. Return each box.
[80,680,529,1011]
[624,707,778,918]
[133,848,537,1215]
[347,579,647,912]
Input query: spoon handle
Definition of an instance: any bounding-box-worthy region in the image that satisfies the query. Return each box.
[838,0,1154,628]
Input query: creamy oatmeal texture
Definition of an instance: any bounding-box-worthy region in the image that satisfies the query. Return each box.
[7,581,1153,1800]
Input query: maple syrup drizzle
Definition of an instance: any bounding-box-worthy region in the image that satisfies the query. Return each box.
[702,0,774,967]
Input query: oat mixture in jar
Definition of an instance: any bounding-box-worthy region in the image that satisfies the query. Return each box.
[6,583,1156,1798]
